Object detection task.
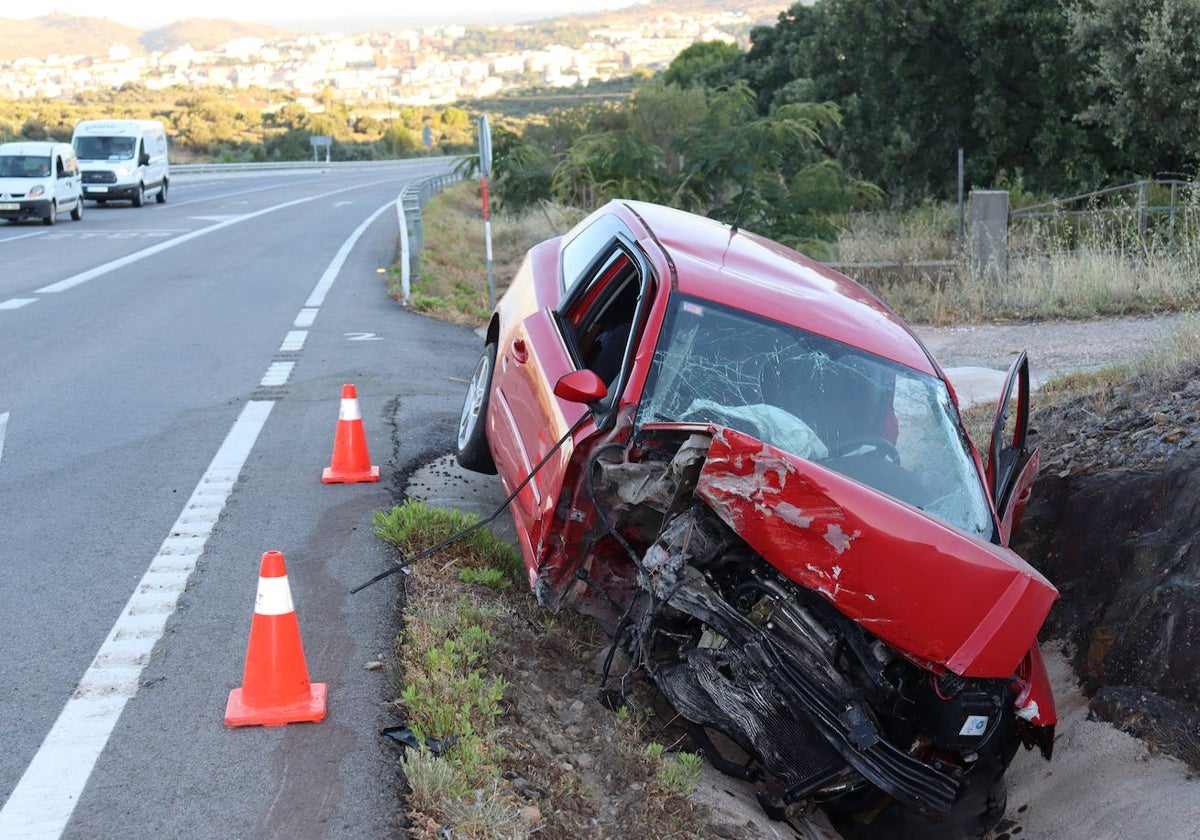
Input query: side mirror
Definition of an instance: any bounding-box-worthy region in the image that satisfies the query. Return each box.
[554,369,607,404]
[139,152,150,166]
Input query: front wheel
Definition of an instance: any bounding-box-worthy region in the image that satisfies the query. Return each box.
[42,202,57,225]
[71,197,83,221]
[156,180,167,204]
[132,184,144,207]
[456,343,497,474]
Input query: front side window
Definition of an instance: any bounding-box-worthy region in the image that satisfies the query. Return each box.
[637,296,994,538]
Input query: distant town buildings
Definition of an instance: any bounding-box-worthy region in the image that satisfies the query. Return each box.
[0,9,770,105]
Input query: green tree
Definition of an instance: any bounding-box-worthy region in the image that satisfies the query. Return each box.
[490,123,555,209]
[496,78,876,252]
[491,106,598,210]
[735,3,826,113]
[1070,0,1200,176]
[678,84,877,251]
[547,84,707,209]
[964,0,1104,194]
[804,0,978,202]
[663,40,742,88]
[734,0,1200,200]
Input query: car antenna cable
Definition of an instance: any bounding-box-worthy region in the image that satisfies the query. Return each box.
[350,409,595,594]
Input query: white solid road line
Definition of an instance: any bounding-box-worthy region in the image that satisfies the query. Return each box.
[0,412,7,468]
[304,199,395,308]
[0,400,274,840]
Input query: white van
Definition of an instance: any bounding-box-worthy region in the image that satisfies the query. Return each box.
[72,119,169,207]
[0,141,84,225]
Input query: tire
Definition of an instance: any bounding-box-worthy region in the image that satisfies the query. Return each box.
[456,343,498,474]
[156,180,167,204]
[132,184,144,207]
[43,202,56,225]
[71,197,83,221]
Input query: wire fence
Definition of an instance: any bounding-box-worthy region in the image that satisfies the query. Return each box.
[1009,179,1200,260]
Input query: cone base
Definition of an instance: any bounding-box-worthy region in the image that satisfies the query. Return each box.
[225,683,328,727]
[322,465,380,484]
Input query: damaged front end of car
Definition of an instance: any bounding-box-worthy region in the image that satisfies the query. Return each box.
[533,420,1057,837]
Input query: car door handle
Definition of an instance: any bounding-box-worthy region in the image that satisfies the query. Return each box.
[511,339,529,364]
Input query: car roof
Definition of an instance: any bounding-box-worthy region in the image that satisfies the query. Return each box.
[618,200,938,375]
[0,141,65,155]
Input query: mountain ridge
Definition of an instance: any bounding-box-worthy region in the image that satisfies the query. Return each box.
[0,1,788,63]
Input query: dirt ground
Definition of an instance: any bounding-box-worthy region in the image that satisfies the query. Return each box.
[405,312,1199,840]
[913,313,1187,382]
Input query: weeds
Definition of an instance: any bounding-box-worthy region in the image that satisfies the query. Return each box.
[377,501,526,837]
[643,743,704,797]
[373,499,523,584]
[377,499,721,839]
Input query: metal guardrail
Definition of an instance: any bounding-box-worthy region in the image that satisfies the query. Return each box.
[172,157,467,176]
[397,170,466,306]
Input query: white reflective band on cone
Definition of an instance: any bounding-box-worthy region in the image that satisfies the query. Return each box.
[338,398,362,422]
[255,575,295,616]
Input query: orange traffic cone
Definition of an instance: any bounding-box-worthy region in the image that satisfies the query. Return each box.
[225,551,327,727]
[322,383,380,483]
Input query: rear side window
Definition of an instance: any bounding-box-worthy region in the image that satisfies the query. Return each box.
[560,213,632,296]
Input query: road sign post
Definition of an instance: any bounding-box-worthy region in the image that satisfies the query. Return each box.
[478,116,495,310]
[310,135,332,163]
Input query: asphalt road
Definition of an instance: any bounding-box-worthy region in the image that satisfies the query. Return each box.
[0,161,483,838]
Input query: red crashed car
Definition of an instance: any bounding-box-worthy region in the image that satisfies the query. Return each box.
[456,200,1055,838]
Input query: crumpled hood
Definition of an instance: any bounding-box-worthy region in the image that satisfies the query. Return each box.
[695,427,1058,678]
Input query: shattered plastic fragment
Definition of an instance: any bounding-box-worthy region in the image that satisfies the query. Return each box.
[381,726,459,756]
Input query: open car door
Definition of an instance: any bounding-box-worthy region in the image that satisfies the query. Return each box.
[987,350,1039,545]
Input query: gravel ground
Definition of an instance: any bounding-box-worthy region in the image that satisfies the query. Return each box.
[915,313,1188,383]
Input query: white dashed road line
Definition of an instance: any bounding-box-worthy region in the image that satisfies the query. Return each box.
[0,193,402,838]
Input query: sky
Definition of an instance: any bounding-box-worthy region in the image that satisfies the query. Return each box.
[11,1,645,30]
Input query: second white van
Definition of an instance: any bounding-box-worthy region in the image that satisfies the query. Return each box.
[72,119,170,207]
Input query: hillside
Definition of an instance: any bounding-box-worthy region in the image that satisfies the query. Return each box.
[0,0,788,64]
[0,14,290,62]
[141,18,289,53]
[0,13,145,62]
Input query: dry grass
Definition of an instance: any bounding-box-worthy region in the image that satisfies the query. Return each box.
[835,204,961,264]
[836,203,1200,324]
[401,189,1200,328]
[387,182,581,326]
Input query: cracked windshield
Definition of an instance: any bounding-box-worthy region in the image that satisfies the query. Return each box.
[637,296,994,537]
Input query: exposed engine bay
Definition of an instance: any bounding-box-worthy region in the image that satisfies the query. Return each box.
[536,427,1052,838]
